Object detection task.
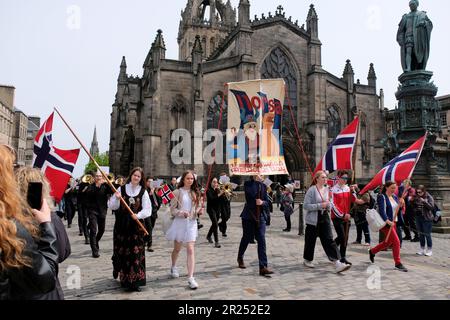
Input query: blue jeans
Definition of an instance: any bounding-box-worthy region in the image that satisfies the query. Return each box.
[238,218,267,269]
[415,216,433,249]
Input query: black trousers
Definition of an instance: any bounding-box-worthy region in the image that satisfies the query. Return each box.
[333,218,349,260]
[355,212,371,244]
[303,213,340,262]
[284,214,291,230]
[77,203,89,237]
[65,199,76,226]
[207,210,221,243]
[88,209,106,254]
[144,213,158,248]
[218,201,231,235]
[404,211,418,238]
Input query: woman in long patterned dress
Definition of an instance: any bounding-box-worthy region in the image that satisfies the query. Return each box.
[108,167,152,292]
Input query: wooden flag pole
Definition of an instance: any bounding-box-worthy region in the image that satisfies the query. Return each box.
[54,107,148,236]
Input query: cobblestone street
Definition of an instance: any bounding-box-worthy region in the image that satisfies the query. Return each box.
[59,203,450,300]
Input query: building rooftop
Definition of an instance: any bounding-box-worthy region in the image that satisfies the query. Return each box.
[0,84,16,89]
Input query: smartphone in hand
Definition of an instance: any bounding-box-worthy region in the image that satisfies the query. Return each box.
[27,182,43,210]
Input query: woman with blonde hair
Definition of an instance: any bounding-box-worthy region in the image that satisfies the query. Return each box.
[15,167,71,299]
[302,171,351,273]
[166,170,204,290]
[0,145,58,300]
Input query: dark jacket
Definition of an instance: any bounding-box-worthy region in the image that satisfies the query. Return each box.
[0,221,59,300]
[240,179,269,222]
[30,213,71,300]
[149,191,162,216]
[85,183,113,217]
[377,194,404,225]
[206,188,221,216]
[411,193,435,221]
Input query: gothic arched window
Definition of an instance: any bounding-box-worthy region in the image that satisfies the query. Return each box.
[360,114,370,162]
[206,92,228,171]
[327,105,341,141]
[261,47,298,135]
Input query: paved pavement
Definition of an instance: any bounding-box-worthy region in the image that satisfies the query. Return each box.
[59,203,450,300]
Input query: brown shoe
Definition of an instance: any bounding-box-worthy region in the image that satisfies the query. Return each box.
[259,268,274,277]
[237,258,246,269]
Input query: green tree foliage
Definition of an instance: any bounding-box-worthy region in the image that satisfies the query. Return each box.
[84,152,109,174]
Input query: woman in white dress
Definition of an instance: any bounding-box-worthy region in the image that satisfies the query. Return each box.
[166,170,203,290]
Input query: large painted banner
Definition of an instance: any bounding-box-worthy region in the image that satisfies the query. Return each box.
[227,79,288,176]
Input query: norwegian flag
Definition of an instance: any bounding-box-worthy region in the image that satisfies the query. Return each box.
[314,117,359,175]
[158,184,175,205]
[32,113,80,203]
[360,134,427,195]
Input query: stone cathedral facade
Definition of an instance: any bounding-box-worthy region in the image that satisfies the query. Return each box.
[109,0,385,185]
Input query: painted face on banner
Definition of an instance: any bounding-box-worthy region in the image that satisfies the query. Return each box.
[244,122,258,141]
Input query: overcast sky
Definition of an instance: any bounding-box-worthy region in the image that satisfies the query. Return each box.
[1,0,449,177]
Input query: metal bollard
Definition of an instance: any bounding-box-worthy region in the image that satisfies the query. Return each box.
[298,202,304,236]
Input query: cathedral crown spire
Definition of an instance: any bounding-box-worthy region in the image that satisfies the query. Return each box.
[178,0,236,61]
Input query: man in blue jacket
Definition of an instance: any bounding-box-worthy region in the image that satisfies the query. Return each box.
[237,175,274,277]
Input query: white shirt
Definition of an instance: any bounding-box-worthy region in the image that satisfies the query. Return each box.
[389,196,399,222]
[108,184,152,220]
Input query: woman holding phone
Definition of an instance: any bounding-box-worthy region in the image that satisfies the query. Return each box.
[0,144,58,300]
[15,167,72,300]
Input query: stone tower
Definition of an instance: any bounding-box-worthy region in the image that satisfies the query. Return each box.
[178,0,236,61]
[90,126,99,156]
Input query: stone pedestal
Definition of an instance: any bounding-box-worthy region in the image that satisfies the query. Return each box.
[393,71,450,233]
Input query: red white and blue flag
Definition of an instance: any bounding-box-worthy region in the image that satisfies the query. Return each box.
[158,184,175,205]
[32,113,80,203]
[359,134,427,195]
[314,117,359,175]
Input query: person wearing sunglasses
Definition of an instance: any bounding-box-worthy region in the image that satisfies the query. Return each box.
[330,171,366,266]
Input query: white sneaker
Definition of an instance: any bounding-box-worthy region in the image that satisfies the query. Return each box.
[188,277,198,290]
[303,260,315,268]
[416,248,425,256]
[425,249,433,257]
[170,266,179,278]
[335,261,351,273]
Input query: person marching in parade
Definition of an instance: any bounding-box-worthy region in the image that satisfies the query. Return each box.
[369,181,408,272]
[330,170,365,265]
[303,171,351,273]
[145,177,162,252]
[218,172,232,238]
[166,170,204,290]
[85,171,114,258]
[237,175,274,277]
[206,177,224,248]
[108,167,152,292]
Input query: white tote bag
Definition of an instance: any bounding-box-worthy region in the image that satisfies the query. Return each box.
[365,208,386,232]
